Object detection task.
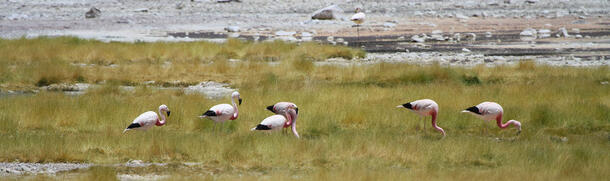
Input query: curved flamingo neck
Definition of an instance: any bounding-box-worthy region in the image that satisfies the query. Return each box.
[495,114,509,128]
[430,111,445,136]
[496,114,521,130]
[230,96,239,120]
[156,108,166,126]
[288,110,300,138]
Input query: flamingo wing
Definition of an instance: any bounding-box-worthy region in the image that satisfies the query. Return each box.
[254,115,286,130]
[124,111,158,132]
[211,104,235,116]
[269,102,298,115]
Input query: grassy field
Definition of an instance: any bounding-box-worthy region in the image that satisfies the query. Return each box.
[0,37,608,180]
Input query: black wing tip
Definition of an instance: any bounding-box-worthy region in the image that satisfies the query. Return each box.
[465,106,481,115]
[402,103,413,109]
[266,105,274,113]
[202,110,216,117]
[254,124,272,130]
[126,123,141,129]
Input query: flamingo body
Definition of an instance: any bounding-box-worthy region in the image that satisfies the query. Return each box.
[204,104,237,123]
[266,102,299,116]
[253,115,288,131]
[252,105,300,138]
[398,99,445,136]
[123,105,170,133]
[462,102,522,133]
[199,91,242,123]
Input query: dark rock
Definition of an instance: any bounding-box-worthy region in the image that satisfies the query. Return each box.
[85,7,101,19]
[312,5,342,20]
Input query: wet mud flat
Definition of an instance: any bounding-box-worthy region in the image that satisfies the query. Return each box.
[169,26,610,64]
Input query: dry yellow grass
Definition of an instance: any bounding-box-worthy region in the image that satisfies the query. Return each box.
[0,37,608,180]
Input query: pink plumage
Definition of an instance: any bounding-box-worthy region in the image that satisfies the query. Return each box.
[397,99,445,136]
[462,102,522,134]
[123,104,170,133]
[252,105,300,138]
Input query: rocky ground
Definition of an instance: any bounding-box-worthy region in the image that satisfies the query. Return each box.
[1,0,609,62]
[2,0,608,66]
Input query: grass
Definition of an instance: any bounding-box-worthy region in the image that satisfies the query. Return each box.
[0,37,608,180]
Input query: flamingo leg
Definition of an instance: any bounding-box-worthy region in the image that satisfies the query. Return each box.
[357,26,360,45]
[419,116,425,135]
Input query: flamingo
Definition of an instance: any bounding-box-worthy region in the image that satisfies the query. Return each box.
[123,104,170,133]
[252,105,300,138]
[350,8,365,43]
[461,102,522,134]
[199,91,242,131]
[397,99,445,137]
[266,102,299,134]
[266,102,299,115]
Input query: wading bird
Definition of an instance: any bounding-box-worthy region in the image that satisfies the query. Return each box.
[252,105,300,138]
[397,99,445,137]
[123,104,170,133]
[266,102,299,134]
[199,91,242,131]
[350,8,365,42]
[462,102,522,134]
[266,102,299,115]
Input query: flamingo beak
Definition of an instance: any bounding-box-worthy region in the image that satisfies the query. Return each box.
[167,111,171,116]
[238,98,242,105]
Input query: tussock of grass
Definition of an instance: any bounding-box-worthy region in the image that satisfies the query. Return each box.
[0,37,365,88]
[0,37,608,180]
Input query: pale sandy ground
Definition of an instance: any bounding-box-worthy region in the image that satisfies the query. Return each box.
[1,0,608,66]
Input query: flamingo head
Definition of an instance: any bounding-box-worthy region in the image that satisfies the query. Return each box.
[511,120,522,133]
[159,104,170,116]
[231,91,242,105]
[355,8,361,13]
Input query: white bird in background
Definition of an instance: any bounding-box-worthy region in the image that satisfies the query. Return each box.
[199,91,242,131]
[462,102,522,134]
[123,104,170,133]
[397,99,446,137]
[252,104,300,138]
[350,7,365,42]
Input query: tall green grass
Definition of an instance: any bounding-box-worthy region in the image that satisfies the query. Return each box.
[0,37,608,180]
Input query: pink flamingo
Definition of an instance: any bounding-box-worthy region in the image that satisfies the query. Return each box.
[199,91,242,131]
[462,102,522,134]
[252,105,299,138]
[123,104,170,133]
[266,102,299,134]
[397,99,445,137]
[266,102,299,115]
